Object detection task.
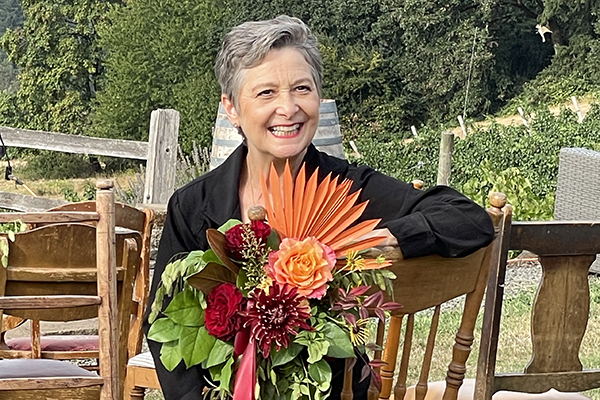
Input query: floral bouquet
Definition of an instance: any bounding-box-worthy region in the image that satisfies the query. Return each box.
[148,163,401,400]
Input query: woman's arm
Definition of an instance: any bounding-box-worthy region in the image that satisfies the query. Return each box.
[351,167,495,259]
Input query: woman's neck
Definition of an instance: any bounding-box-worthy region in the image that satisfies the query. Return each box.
[245,148,307,186]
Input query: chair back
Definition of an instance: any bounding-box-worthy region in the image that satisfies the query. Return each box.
[344,193,511,400]
[0,180,120,400]
[475,220,600,400]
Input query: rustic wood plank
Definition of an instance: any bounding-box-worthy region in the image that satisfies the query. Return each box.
[0,376,105,390]
[143,109,179,204]
[0,125,148,160]
[0,192,68,212]
[0,295,102,309]
[525,255,593,373]
[7,267,126,282]
[95,179,120,400]
[0,211,98,223]
[494,370,600,393]
[510,221,600,255]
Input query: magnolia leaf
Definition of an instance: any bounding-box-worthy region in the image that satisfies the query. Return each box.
[322,322,354,358]
[271,342,303,367]
[164,290,204,326]
[206,228,239,275]
[148,317,182,343]
[218,219,243,234]
[180,326,215,368]
[186,261,237,295]
[308,359,332,392]
[205,339,234,368]
[7,231,15,242]
[160,340,182,372]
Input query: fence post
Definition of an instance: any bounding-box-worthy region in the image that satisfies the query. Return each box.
[144,109,179,204]
[437,131,454,186]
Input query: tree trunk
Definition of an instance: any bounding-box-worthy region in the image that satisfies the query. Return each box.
[547,17,566,49]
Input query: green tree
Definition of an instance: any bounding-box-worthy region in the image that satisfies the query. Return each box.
[0,0,120,133]
[91,0,226,150]
[0,0,23,93]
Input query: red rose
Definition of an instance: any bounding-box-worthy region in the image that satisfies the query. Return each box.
[250,220,271,242]
[225,224,246,260]
[205,283,244,341]
[225,221,272,260]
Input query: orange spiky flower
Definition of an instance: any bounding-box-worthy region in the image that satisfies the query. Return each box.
[260,161,391,269]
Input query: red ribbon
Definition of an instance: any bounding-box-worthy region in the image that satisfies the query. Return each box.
[232,329,256,400]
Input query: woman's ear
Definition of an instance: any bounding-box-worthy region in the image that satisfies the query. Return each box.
[221,94,239,127]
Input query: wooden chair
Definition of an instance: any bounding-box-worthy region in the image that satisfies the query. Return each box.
[0,180,120,400]
[473,220,600,400]
[341,192,511,400]
[0,201,154,397]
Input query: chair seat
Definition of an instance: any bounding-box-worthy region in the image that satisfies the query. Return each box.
[6,335,99,351]
[0,359,99,379]
[405,379,591,400]
[127,351,155,368]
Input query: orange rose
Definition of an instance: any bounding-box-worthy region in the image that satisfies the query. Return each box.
[267,237,336,299]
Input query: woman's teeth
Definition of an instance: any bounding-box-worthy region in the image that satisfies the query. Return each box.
[270,124,300,136]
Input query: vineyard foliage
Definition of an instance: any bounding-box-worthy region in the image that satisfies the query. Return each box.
[354,104,600,221]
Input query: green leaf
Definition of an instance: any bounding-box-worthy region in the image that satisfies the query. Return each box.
[307,339,329,364]
[160,340,182,372]
[1,254,7,268]
[205,339,234,368]
[266,229,280,251]
[219,356,234,392]
[202,249,223,265]
[271,342,303,367]
[164,290,204,326]
[308,359,332,391]
[321,322,355,358]
[184,250,206,276]
[7,231,15,242]
[147,318,182,343]
[218,219,243,234]
[180,326,215,368]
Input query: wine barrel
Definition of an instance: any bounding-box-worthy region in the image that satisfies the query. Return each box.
[210,99,344,170]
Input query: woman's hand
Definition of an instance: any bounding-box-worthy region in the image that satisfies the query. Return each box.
[360,228,398,247]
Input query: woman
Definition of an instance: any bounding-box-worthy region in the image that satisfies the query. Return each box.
[146,15,495,400]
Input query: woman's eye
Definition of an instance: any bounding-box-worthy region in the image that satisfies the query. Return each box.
[296,85,311,92]
[258,89,273,97]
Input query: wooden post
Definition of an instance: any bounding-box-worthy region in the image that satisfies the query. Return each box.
[517,107,529,127]
[571,96,583,123]
[144,109,180,204]
[457,115,467,139]
[96,179,119,400]
[437,131,454,186]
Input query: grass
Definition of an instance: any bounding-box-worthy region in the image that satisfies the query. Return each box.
[143,274,600,400]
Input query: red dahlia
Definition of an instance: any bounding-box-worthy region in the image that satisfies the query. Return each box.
[243,284,312,357]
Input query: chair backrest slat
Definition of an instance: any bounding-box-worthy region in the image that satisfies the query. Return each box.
[395,313,415,400]
[415,305,442,400]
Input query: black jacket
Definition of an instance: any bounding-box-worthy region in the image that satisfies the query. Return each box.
[145,144,494,400]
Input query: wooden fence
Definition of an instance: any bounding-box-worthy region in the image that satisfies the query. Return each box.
[0,109,179,211]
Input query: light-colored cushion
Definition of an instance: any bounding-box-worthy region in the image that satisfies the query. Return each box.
[127,351,155,368]
[404,379,591,400]
[0,359,98,379]
[6,335,99,351]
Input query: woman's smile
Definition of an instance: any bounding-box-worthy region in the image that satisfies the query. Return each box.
[269,123,302,137]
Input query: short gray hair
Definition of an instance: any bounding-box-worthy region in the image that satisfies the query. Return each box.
[215,15,323,106]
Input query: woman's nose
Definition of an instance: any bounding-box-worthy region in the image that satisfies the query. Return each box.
[275,93,299,118]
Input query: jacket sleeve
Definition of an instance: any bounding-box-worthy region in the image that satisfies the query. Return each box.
[352,167,495,259]
[144,192,211,400]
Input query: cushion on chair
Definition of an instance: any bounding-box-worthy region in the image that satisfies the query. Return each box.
[0,359,99,379]
[6,335,99,352]
[127,351,156,368]
[405,379,591,400]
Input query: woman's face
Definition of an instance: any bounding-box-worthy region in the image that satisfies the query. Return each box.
[222,47,320,162]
